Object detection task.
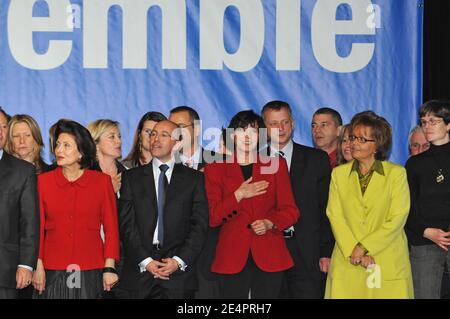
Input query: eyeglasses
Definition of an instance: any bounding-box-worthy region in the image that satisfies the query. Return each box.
[348,135,375,144]
[142,129,153,137]
[420,118,444,127]
[410,142,430,150]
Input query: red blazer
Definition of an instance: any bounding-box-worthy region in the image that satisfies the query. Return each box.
[204,156,300,274]
[38,167,120,270]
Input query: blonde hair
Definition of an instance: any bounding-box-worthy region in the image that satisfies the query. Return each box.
[87,119,121,162]
[87,119,120,144]
[6,114,46,173]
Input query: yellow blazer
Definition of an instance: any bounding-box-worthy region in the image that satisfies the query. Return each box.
[325,161,413,299]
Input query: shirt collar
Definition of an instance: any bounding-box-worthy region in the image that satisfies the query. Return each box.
[350,160,385,176]
[54,166,91,188]
[0,149,3,160]
[152,156,175,172]
[270,139,293,158]
[179,147,201,165]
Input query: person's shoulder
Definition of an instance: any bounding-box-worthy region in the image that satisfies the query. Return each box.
[87,169,111,182]
[332,161,353,176]
[382,161,406,176]
[37,168,55,185]
[293,142,328,160]
[405,149,430,168]
[4,152,35,172]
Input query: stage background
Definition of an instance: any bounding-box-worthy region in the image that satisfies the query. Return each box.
[0,0,423,164]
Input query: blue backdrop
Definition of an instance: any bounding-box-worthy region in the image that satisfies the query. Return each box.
[0,0,423,164]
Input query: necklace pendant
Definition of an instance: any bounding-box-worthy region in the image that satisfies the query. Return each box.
[436,173,445,183]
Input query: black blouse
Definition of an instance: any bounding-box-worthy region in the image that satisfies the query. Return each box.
[405,142,450,246]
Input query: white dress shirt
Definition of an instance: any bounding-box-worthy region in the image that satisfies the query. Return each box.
[269,140,295,232]
[269,139,294,171]
[179,146,202,170]
[139,157,187,272]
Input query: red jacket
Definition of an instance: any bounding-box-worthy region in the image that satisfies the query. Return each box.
[38,168,120,270]
[204,156,300,274]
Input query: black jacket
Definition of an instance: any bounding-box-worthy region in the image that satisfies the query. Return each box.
[0,152,39,289]
[118,161,209,291]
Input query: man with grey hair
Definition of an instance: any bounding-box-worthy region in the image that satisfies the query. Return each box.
[408,125,430,156]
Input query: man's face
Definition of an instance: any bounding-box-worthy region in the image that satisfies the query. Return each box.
[263,108,294,149]
[169,111,197,153]
[409,130,430,156]
[311,114,340,153]
[0,112,8,150]
[150,121,179,162]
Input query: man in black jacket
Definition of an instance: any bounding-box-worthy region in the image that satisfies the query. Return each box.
[117,120,209,299]
[262,101,334,298]
[0,107,39,299]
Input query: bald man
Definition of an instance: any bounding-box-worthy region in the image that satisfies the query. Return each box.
[117,120,209,299]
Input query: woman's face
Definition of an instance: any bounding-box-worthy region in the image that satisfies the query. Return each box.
[140,120,158,153]
[11,122,36,162]
[55,133,82,169]
[234,125,259,155]
[350,125,377,163]
[420,114,450,146]
[341,129,353,162]
[97,126,122,160]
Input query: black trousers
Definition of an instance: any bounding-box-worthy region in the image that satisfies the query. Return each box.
[280,237,326,299]
[0,288,17,299]
[219,254,284,299]
[114,274,195,299]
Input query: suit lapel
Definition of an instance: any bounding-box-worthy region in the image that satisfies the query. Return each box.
[165,163,185,210]
[289,143,305,180]
[141,162,158,225]
[0,152,13,185]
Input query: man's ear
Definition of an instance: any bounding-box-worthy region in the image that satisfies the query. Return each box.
[336,125,343,137]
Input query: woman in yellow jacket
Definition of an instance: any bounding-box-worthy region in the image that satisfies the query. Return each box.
[325,111,413,299]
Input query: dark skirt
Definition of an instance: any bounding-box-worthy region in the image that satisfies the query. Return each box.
[33,269,103,299]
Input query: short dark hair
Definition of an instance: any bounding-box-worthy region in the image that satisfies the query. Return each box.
[419,100,450,124]
[54,120,97,169]
[170,106,200,124]
[225,110,265,149]
[261,100,293,118]
[228,110,265,130]
[350,111,392,161]
[0,106,11,122]
[313,107,343,126]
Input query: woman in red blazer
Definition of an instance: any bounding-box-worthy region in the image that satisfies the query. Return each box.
[32,120,120,299]
[204,110,300,299]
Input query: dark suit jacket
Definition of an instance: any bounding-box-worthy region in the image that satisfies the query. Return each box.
[0,152,39,289]
[118,161,209,291]
[288,143,334,277]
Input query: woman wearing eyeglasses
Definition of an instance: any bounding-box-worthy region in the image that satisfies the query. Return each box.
[405,100,450,299]
[325,111,413,299]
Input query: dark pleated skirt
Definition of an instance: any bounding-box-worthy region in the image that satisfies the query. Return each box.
[33,269,103,299]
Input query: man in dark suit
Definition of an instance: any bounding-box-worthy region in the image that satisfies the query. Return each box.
[169,106,220,299]
[169,106,217,170]
[262,101,334,298]
[0,107,39,299]
[117,120,209,299]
